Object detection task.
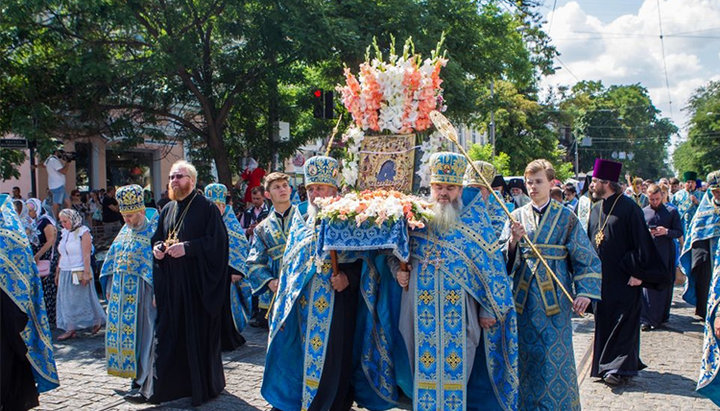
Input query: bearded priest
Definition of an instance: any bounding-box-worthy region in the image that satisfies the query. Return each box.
[149,160,229,406]
[392,152,518,411]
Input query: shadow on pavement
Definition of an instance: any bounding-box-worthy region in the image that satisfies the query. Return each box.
[607,370,703,398]
[139,391,263,410]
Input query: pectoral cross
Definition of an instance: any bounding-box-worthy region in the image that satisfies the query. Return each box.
[594,231,604,247]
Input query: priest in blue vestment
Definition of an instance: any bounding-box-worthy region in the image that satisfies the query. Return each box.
[101,184,158,402]
[1,193,59,410]
[463,160,507,240]
[673,171,701,237]
[205,183,252,350]
[682,170,720,322]
[696,170,720,405]
[247,172,297,327]
[262,156,370,410]
[392,152,518,411]
[504,159,601,410]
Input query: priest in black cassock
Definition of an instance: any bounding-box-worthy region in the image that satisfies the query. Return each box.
[587,158,670,386]
[150,160,229,406]
[640,184,682,330]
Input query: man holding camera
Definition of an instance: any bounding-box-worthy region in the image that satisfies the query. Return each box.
[43,148,72,219]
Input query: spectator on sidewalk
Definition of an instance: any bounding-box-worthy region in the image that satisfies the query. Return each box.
[26,198,59,328]
[43,148,72,219]
[55,208,105,340]
[240,186,269,240]
[102,186,123,238]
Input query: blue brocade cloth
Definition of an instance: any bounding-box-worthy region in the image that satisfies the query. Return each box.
[317,218,410,262]
[0,194,59,393]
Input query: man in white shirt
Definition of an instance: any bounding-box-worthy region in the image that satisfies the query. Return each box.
[43,148,71,218]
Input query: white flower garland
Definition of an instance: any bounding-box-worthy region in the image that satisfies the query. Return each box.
[416,131,448,188]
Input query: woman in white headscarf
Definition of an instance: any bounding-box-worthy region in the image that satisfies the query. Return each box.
[26,198,58,327]
[54,208,105,340]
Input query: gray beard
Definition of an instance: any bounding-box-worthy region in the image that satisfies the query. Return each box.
[430,199,462,232]
[306,203,318,221]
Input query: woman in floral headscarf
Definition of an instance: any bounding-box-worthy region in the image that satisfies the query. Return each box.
[55,208,105,340]
[25,197,58,327]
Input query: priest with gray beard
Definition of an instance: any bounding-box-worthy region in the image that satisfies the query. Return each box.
[390,152,519,411]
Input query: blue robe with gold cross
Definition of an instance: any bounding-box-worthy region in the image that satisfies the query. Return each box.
[261,210,400,411]
[101,208,158,379]
[0,193,59,393]
[247,205,296,310]
[673,188,702,237]
[223,207,252,332]
[398,198,518,411]
[697,239,720,405]
[680,191,720,306]
[505,200,602,410]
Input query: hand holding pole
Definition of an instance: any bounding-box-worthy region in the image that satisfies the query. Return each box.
[428,110,577,310]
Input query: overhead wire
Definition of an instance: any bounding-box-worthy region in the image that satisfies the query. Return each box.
[656,0,674,119]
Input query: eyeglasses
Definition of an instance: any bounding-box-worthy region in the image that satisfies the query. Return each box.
[168,174,188,181]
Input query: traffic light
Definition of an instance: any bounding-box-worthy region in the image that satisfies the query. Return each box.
[324,90,334,119]
[313,89,324,118]
[312,89,334,119]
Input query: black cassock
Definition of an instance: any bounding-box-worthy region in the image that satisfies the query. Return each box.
[588,193,670,379]
[641,203,682,327]
[1,290,39,411]
[150,192,229,406]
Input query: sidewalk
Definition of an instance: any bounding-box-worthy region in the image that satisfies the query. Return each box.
[36,286,714,410]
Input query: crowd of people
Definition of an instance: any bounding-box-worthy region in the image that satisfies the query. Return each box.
[2,151,720,411]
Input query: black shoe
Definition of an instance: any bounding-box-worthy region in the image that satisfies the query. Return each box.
[603,373,623,386]
[641,324,652,332]
[124,392,148,404]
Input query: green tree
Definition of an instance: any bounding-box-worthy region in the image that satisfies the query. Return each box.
[472,80,573,175]
[679,80,720,176]
[556,82,676,178]
[0,0,556,185]
[468,143,511,176]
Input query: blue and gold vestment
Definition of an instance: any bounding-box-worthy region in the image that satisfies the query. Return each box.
[462,187,508,240]
[673,188,702,236]
[698,241,720,405]
[506,200,601,410]
[101,208,158,379]
[261,210,399,411]
[247,205,296,309]
[680,191,720,307]
[0,193,59,393]
[223,207,252,333]
[398,196,518,411]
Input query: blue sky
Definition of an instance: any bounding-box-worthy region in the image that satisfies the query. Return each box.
[537,0,720,142]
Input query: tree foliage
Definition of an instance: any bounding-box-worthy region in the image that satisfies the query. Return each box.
[556,81,676,178]
[675,80,720,176]
[0,0,556,185]
[468,143,511,176]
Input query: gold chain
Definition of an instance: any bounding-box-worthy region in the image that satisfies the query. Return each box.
[595,194,622,247]
[166,192,197,246]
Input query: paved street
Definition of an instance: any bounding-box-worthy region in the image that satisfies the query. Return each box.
[36,286,715,410]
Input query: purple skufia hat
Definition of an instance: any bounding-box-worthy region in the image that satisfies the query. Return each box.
[592,158,622,182]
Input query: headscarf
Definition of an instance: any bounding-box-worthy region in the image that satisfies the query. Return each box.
[26,198,56,227]
[58,208,83,232]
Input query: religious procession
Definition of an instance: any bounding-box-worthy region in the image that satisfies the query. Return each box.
[2,3,720,410]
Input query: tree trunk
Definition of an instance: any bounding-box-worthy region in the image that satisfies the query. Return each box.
[205,125,233,188]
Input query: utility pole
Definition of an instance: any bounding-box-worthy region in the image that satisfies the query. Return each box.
[490,80,495,158]
[574,134,579,178]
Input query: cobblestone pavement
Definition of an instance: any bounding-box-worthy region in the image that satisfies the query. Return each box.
[36,286,714,410]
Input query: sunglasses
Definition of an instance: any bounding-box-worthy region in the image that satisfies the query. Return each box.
[168,174,188,181]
